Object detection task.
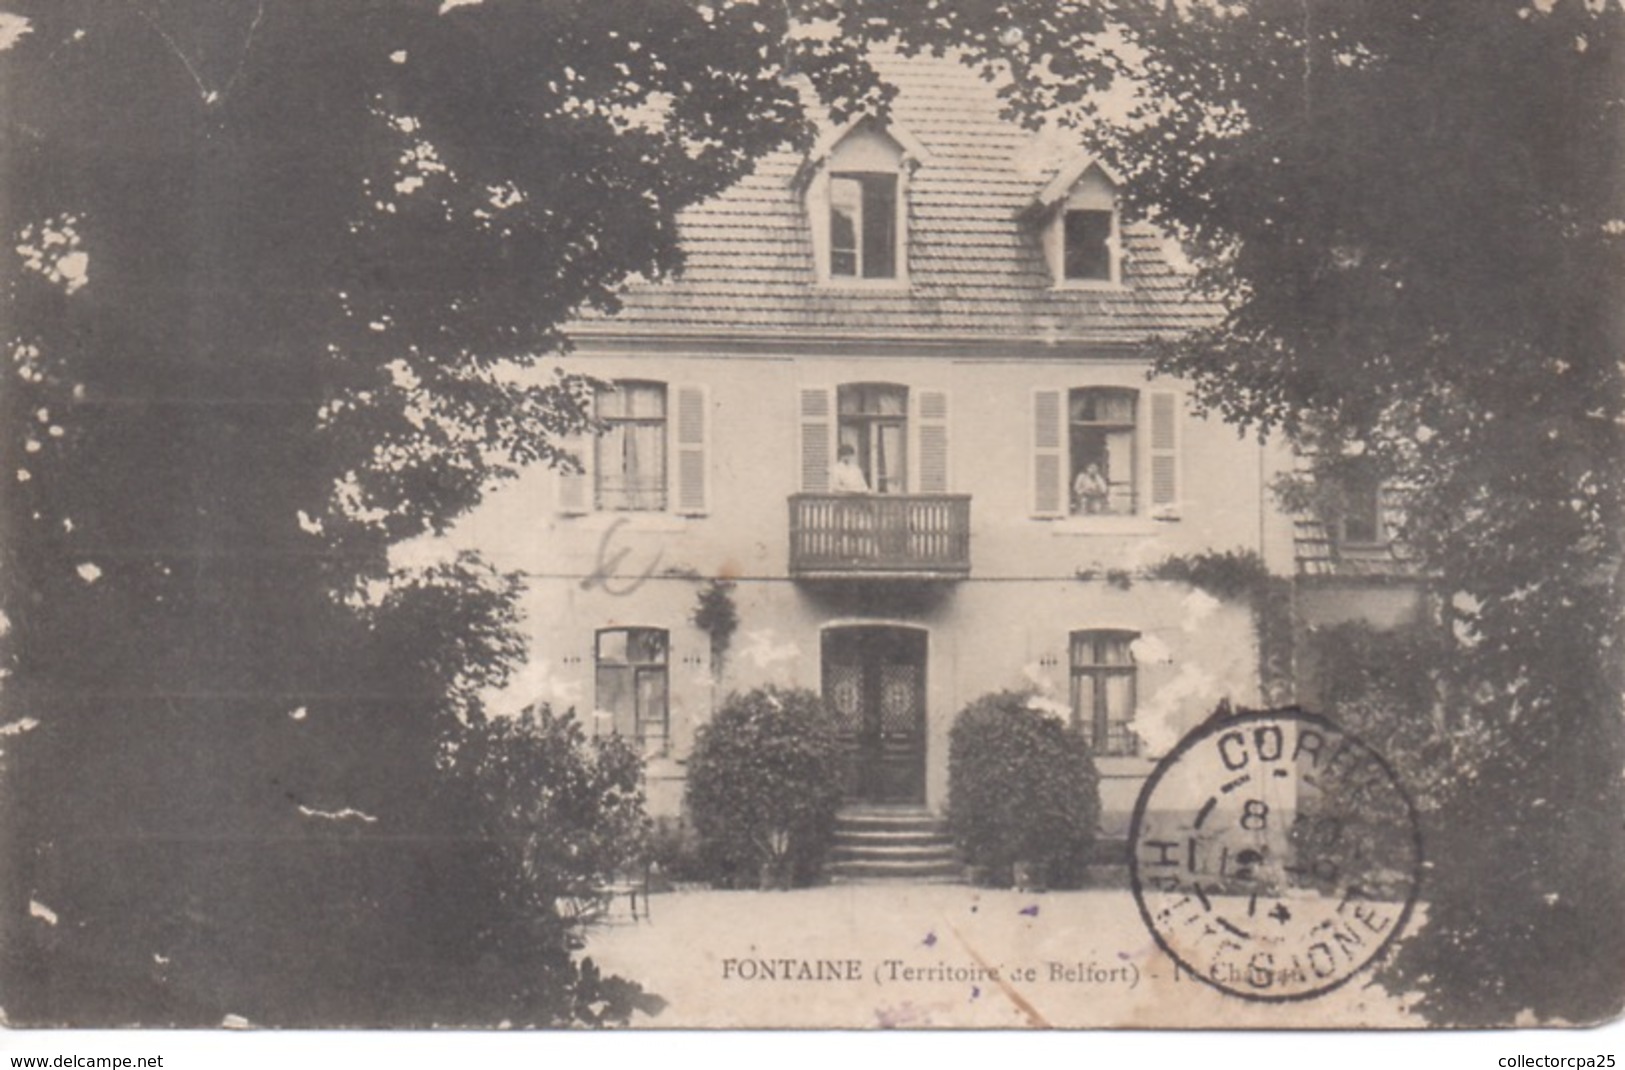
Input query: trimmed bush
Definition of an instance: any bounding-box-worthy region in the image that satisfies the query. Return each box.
[685,686,844,888]
[947,691,1101,889]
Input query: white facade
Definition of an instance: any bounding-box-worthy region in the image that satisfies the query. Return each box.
[426,55,1306,835]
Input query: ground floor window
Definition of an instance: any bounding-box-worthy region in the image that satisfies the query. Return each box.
[595,627,669,754]
[1070,629,1138,756]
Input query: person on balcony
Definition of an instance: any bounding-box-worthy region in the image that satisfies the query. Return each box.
[1073,462,1109,515]
[832,444,871,494]
[828,444,875,560]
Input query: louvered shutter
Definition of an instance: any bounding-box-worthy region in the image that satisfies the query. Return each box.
[914,389,949,493]
[800,387,834,492]
[1032,389,1064,517]
[1149,390,1180,510]
[673,384,708,515]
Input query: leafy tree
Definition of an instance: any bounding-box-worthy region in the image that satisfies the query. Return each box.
[435,704,656,1026]
[914,0,1621,1025]
[0,0,845,1025]
[1098,0,1624,1026]
[5,0,1616,1029]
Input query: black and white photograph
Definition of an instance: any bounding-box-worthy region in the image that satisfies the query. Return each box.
[0,0,1621,1058]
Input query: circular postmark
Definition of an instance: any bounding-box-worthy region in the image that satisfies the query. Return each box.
[1129,708,1422,1002]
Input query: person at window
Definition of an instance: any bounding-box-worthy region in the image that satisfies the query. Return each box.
[832,444,871,494]
[1072,462,1109,515]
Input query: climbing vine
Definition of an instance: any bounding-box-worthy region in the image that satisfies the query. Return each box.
[691,578,739,676]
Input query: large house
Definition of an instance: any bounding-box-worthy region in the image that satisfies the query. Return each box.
[443,54,1308,839]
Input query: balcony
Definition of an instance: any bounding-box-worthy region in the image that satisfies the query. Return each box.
[788,494,971,579]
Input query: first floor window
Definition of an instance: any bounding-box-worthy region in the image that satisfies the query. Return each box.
[595,627,669,753]
[1070,630,1138,756]
[1069,388,1137,516]
[595,381,667,511]
[837,382,908,494]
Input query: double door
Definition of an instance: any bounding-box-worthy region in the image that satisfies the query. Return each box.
[821,626,926,804]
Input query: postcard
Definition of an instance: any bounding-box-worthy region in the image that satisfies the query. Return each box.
[1,0,1618,1039]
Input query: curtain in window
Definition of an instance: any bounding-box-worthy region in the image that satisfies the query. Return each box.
[595,628,670,754]
[596,382,667,511]
[1070,631,1139,756]
[829,178,861,277]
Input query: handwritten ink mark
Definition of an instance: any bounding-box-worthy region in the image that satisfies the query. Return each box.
[580,516,664,596]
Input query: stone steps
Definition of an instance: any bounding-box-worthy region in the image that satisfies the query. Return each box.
[826,805,962,883]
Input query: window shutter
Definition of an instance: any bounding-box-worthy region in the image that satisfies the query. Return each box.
[673,384,708,515]
[1149,390,1180,510]
[558,433,590,515]
[1032,389,1064,517]
[914,389,949,494]
[800,387,834,492]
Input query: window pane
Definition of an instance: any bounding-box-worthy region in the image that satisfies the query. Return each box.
[1340,479,1382,544]
[1096,391,1135,424]
[636,667,669,748]
[597,381,666,420]
[1104,428,1135,514]
[622,382,666,419]
[875,422,906,493]
[860,174,897,278]
[597,419,666,510]
[595,385,627,419]
[1070,388,1135,425]
[596,630,628,664]
[628,628,667,665]
[1104,671,1134,712]
[596,665,636,738]
[1100,635,1133,665]
[872,385,906,415]
[1071,631,1140,754]
[595,382,667,511]
[830,177,860,277]
[1071,671,1097,730]
[1064,209,1112,280]
[839,384,905,415]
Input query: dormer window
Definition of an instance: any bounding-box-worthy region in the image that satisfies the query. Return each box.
[1033,156,1123,288]
[1064,209,1113,281]
[1335,470,1386,548]
[829,173,897,279]
[803,118,925,286]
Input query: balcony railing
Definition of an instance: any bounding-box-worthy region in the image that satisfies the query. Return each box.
[789,494,971,578]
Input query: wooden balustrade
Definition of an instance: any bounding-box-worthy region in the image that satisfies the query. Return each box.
[788,494,971,577]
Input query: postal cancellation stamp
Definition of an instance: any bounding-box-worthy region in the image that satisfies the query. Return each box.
[1130,709,1423,1002]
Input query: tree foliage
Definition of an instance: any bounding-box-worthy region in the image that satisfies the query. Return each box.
[3,0,1618,1028]
[1061,0,1623,1025]
[0,0,865,1025]
[796,0,1625,1024]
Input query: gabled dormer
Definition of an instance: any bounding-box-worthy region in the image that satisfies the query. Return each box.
[1030,155,1124,289]
[800,117,928,287]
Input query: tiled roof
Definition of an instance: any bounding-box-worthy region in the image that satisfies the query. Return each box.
[572,53,1223,346]
[1293,487,1422,581]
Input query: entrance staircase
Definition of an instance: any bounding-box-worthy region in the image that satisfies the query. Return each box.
[827,805,962,883]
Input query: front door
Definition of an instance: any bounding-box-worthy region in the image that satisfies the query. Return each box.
[822,626,927,804]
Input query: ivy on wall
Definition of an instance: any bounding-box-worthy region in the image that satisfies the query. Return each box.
[691,579,739,678]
